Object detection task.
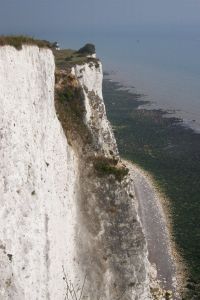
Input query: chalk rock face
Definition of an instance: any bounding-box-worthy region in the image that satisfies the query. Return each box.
[72,62,118,157]
[0,46,79,299]
[71,61,152,300]
[0,45,152,299]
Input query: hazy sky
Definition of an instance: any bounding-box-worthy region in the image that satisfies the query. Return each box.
[1,0,200,36]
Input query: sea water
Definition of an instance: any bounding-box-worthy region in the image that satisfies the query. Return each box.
[59,26,200,132]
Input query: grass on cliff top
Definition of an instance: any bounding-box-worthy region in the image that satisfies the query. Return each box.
[0,35,53,50]
[54,48,99,69]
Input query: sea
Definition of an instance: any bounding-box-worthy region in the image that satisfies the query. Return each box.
[57,25,200,132]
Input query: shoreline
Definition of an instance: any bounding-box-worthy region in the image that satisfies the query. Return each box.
[104,74,200,135]
[103,75,200,298]
[125,160,187,298]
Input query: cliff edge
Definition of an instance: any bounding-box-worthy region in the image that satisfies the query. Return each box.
[0,43,151,299]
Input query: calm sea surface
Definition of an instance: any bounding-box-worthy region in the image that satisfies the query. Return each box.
[59,27,200,132]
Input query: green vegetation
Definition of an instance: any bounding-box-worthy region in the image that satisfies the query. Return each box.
[54,48,99,69]
[0,35,53,50]
[54,43,101,146]
[55,73,92,146]
[103,78,200,299]
[54,45,99,149]
[77,43,96,55]
[93,156,129,181]
[54,49,86,68]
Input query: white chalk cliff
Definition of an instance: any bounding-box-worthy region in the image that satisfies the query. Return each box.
[0,45,152,299]
[72,62,118,156]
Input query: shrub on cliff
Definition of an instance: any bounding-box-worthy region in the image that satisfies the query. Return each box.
[77,43,96,55]
[93,156,129,181]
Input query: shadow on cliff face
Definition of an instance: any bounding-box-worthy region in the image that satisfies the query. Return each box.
[55,69,93,150]
[76,155,148,300]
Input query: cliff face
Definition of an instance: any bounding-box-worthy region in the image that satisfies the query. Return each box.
[0,46,151,299]
[72,62,118,156]
[0,46,79,299]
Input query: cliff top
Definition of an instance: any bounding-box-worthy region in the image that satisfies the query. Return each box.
[0,35,54,50]
[0,36,99,68]
[54,48,99,69]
